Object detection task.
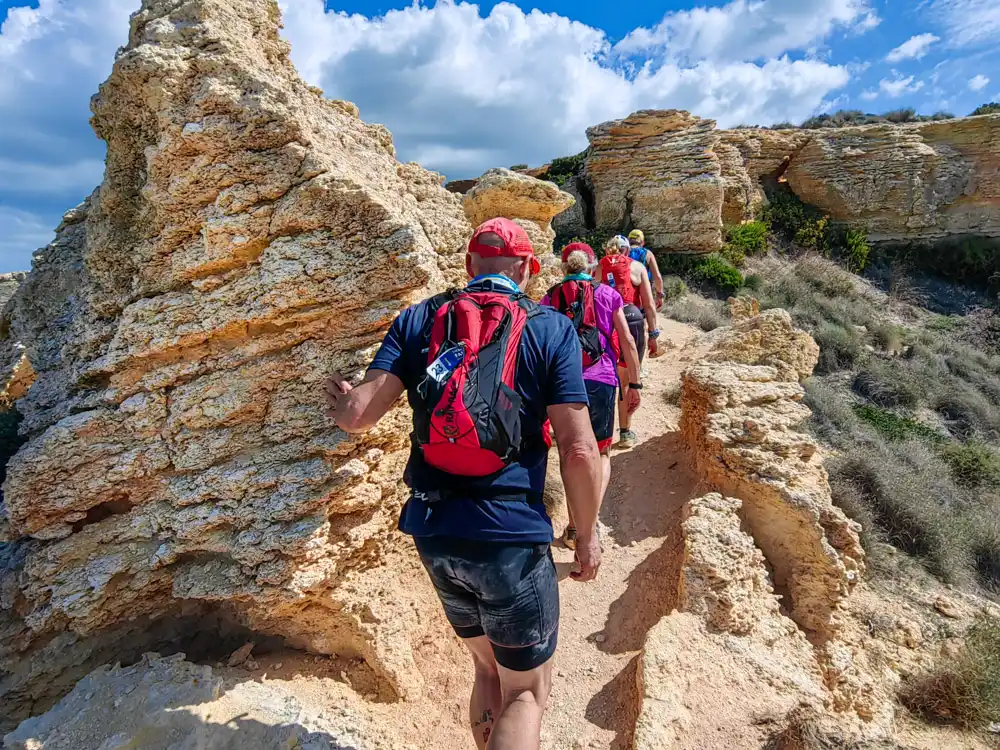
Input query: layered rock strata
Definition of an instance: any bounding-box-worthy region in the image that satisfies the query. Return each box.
[584,110,724,253]
[680,310,863,636]
[462,168,574,294]
[0,0,475,728]
[554,110,1000,252]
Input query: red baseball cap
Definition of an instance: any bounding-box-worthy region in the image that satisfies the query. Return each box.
[561,242,596,264]
[468,217,541,275]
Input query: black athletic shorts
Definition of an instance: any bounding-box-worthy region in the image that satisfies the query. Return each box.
[586,379,616,452]
[618,303,646,366]
[414,537,559,671]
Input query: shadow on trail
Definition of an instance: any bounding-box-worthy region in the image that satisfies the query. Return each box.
[584,655,640,750]
[601,432,700,547]
[597,430,701,654]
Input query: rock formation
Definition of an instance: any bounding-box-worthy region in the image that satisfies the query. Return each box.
[551,110,1000,253]
[585,110,724,253]
[679,312,863,637]
[462,167,574,294]
[0,0,479,729]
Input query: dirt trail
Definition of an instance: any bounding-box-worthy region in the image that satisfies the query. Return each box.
[218,316,709,750]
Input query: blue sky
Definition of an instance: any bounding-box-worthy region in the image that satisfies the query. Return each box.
[0,0,998,273]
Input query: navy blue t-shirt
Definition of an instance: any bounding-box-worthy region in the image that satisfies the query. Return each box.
[368,275,588,543]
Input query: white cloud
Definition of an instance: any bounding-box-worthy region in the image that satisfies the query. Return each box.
[885,33,940,63]
[853,11,882,34]
[615,0,874,62]
[928,0,1000,48]
[879,73,925,97]
[969,74,991,91]
[860,89,879,101]
[0,207,53,272]
[280,1,851,176]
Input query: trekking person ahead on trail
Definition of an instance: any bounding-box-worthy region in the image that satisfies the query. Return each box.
[324,217,604,750]
[542,241,642,550]
[600,235,660,448]
[628,229,665,308]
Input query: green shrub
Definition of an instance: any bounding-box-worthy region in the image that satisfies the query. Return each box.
[933,385,1000,439]
[939,441,1000,490]
[853,405,942,443]
[719,243,745,267]
[844,228,871,273]
[724,221,768,257]
[689,254,744,294]
[661,275,688,302]
[971,102,1000,117]
[853,362,921,409]
[813,321,863,373]
[876,236,1000,291]
[794,216,831,254]
[664,296,729,332]
[902,615,1000,729]
[509,163,528,171]
[541,150,587,187]
[741,273,764,293]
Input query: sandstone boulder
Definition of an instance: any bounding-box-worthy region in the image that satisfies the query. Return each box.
[703,307,820,381]
[585,110,724,253]
[784,116,1000,243]
[463,168,574,295]
[0,0,472,728]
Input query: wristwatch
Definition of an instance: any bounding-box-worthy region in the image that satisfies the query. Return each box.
[629,383,643,390]
[649,329,661,339]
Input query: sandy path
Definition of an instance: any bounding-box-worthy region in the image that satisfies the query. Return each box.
[223,315,707,750]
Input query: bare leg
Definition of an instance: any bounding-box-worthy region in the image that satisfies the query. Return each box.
[463,636,502,750]
[488,660,554,750]
[600,449,611,501]
[617,365,631,431]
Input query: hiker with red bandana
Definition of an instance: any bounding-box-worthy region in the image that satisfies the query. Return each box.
[325,218,603,750]
[542,241,641,549]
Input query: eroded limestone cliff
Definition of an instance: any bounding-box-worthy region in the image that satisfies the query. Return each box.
[0,0,478,727]
[555,109,1000,253]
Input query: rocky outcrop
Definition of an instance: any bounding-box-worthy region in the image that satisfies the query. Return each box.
[680,312,863,636]
[0,0,474,729]
[585,110,724,253]
[463,167,574,294]
[550,110,1000,253]
[3,653,371,750]
[783,116,1000,243]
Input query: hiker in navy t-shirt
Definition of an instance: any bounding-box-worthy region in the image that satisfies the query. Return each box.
[324,218,603,750]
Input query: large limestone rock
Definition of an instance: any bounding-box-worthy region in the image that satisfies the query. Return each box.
[463,168,574,295]
[0,0,473,729]
[555,109,1000,255]
[3,653,373,749]
[585,110,724,253]
[784,116,1000,243]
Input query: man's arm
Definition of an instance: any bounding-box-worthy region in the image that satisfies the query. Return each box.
[325,369,405,433]
[646,251,664,305]
[611,307,642,414]
[547,402,602,581]
[635,264,658,333]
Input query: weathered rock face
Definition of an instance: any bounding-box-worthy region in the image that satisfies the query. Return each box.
[552,109,1000,253]
[680,313,863,637]
[585,110,724,253]
[783,116,1000,243]
[463,168,574,295]
[0,0,473,728]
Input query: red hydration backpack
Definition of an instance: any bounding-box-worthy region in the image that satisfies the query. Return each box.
[599,254,637,305]
[414,289,539,478]
[547,279,607,369]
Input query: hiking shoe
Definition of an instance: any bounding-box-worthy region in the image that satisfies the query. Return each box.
[563,526,577,550]
[619,429,637,448]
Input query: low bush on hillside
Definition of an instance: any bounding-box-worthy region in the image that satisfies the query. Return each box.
[902,616,1000,729]
[724,221,768,258]
[748,256,1000,592]
[689,254,744,294]
[971,102,1000,117]
[794,108,955,129]
[663,296,729,332]
[539,150,587,187]
[875,236,1000,292]
[661,275,688,303]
